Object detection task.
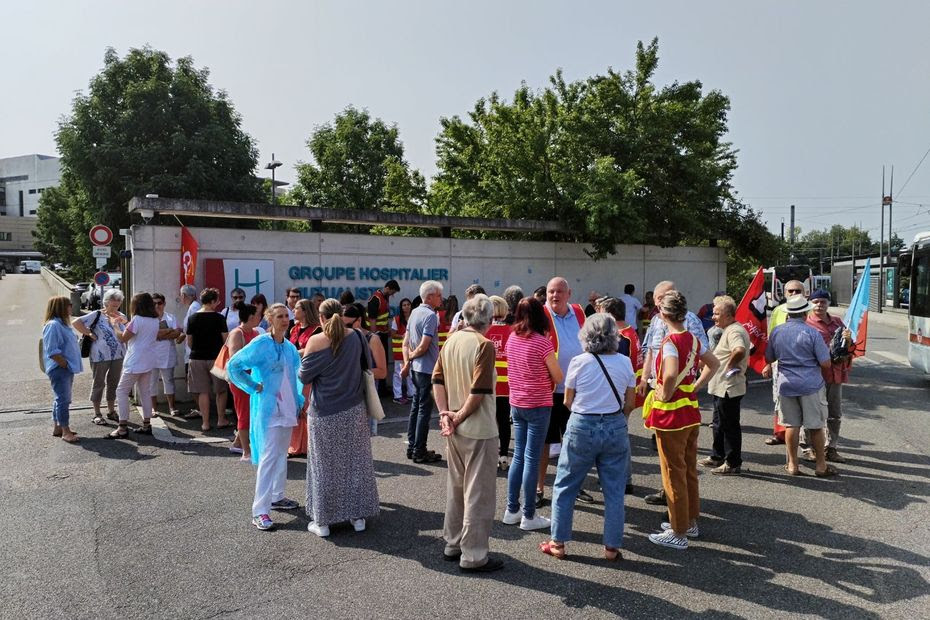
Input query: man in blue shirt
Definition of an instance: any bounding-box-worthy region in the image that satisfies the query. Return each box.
[765,295,836,477]
[402,280,444,463]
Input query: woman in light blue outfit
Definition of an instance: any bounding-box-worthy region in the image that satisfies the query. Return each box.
[227,303,305,532]
[539,314,636,562]
[42,296,83,443]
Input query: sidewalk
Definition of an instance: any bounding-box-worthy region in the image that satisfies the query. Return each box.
[835,303,909,330]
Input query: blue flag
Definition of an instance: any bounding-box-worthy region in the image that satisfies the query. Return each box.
[844,257,870,344]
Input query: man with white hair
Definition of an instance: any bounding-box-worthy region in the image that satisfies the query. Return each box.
[402,280,444,464]
[538,277,590,506]
[180,284,200,366]
[433,294,504,573]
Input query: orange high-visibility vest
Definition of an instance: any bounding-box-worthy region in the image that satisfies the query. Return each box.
[543,304,586,357]
[370,289,391,333]
[644,331,700,431]
[391,316,407,362]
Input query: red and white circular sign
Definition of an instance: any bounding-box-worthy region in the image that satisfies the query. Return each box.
[89,225,113,246]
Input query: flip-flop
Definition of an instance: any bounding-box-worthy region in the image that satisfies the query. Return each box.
[539,541,566,560]
[815,465,838,478]
[183,410,202,420]
[783,465,805,476]
[92,416,108,426]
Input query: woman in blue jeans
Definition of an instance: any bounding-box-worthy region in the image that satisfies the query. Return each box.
[502,297,563,531]
[42,296,83,443]
[540,314,636,561]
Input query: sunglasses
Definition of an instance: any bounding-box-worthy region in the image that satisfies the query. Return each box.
[786,289,803,294]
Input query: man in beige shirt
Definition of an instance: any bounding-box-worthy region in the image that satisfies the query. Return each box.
[432,294,503,574]
[699,295,750,475]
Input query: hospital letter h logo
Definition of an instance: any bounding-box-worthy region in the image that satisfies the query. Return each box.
[235,268,266,296]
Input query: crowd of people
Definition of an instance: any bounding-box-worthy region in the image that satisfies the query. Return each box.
[40,271,853,573]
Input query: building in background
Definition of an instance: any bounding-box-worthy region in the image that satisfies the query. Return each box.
[0,154,60,270]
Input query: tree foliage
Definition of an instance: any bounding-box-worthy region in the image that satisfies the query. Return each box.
[431,38,773,261]
[36,46,263,275]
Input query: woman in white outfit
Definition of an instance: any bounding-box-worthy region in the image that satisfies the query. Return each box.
[149,292,185,416]
[227,303,305,531]
[107,293,162,439]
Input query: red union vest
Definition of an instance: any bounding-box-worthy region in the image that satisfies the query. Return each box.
[485,323,512,397]
[437,309,451,349]
[369,289,391,333]
[543,304,586,357]
[644,331,700,431]
[391,316,407,362]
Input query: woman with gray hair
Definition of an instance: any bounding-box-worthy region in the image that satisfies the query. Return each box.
[539,313,636,562]
[72,287,126,426]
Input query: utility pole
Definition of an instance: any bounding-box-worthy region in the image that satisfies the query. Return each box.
[789,205,795,258]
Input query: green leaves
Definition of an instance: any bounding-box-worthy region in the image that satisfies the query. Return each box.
[37,46,263,277]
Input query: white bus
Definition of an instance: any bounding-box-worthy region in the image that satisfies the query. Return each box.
[898,231,930,375]
[762,265,813,307]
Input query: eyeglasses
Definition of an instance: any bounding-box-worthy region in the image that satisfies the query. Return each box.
[786,289,804,294]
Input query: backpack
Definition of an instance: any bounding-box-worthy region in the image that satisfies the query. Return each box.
[829,326,850,364]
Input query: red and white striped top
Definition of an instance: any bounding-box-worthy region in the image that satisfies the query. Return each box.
[505,331,556,408]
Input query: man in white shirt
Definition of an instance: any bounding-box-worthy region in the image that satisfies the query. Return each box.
[619,284,642,328]
[224,287,246,332]
[181,284,201,365]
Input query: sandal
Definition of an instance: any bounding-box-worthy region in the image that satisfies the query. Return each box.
[52,427,63,437]
[92,415,108,426]
[183,409,202,420]
[135,424,153,435]
[765,436,784,445]
[815,465,838,478]
[784,464,805,476]
[539,541,566,560]
[604,546,623,562]
[106,426,129,439]
[215,422,234,430]
[169,409,180,417]
[106,412,119,422]
[201,426,211,433]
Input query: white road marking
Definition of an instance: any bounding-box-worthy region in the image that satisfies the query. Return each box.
[869,350,910,366]
[146,412,229,445]
[6,319,24,326]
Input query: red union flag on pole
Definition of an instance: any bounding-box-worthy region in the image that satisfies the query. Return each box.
[734,267,769,373]
[180,227,198,287]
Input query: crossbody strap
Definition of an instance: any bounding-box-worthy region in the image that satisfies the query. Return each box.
[593,354,623,412]
[89,310,102,330]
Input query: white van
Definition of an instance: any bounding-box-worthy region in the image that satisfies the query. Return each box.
[19,260,41,274]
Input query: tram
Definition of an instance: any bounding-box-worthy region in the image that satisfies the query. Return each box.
[898,231,930,375]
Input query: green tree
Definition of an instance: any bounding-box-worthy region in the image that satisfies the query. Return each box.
[291,106,425,213]
[431,38,770,261]
[37,46,263,276]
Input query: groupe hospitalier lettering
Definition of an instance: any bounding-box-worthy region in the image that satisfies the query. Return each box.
[287,266,450,283]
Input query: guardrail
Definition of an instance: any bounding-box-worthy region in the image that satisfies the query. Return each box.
[40,267,85,315]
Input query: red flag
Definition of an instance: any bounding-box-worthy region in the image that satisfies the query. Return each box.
[852,311,868,358]
[180,227,198,287]
[734,267,768,373]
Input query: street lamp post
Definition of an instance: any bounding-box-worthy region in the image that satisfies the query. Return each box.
[265,154,282,205]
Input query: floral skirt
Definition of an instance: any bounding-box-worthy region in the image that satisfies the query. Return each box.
[305,402,380,525]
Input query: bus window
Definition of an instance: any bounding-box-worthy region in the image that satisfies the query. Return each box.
[911,250,930,318]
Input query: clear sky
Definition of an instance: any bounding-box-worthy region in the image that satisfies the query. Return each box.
[3,1,930,244]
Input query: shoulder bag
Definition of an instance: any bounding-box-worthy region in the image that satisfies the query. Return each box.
[592,353,625,415]
[354,329,385,421]
[80,311,102,358]
[210,328,234,381]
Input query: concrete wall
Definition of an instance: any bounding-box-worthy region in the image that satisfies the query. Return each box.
[131,225,727,315]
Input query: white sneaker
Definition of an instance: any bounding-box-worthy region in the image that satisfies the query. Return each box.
[660,521,699,538]
[350,518,366,532]
[520,514,551,531]
[307,522,330,537]
[498,456,509,471]
[502,509,521,525]
[649,528,688,550]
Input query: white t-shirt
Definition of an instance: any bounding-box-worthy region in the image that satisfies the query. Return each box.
[450,310,464,330]
[224,307,240,333]
[152,313,178,369]
[564,352,636,414]
[123,316,162,374]
[620,293,642,327]
[269,370,298,428]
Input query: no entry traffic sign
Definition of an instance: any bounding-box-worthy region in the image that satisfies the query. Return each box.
[93,271,111,286]
[89,225,113,246]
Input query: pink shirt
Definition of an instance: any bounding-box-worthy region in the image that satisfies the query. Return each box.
[505,332,556,408]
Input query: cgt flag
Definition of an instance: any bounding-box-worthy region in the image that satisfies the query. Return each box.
[843,257,870,358]
[180,227,198,287]
[734,266,769,373]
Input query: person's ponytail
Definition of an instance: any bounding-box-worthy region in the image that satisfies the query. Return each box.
[318,298,346,352]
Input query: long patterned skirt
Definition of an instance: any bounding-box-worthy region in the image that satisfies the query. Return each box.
[305,402,380,525]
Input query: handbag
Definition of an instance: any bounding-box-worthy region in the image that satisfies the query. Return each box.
[354,329,385,421]
[210,340,232,381]
[80,311,102,358]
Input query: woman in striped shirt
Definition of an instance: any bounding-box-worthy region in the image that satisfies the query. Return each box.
[501,297,563,531]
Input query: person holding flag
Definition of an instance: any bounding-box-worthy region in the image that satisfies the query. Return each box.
[761,280,807,446]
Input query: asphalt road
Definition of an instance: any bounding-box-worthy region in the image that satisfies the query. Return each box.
[1,274,929,619]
